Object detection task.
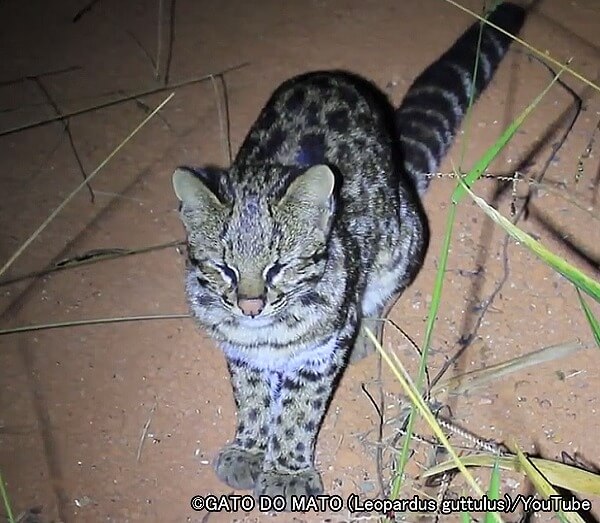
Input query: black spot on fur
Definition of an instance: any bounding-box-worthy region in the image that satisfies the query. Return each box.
[304,420,316,432]
[310,76,333,90]
[299,291,328,307]
[285,89,306,112]
[272,437,281,451]
[326,109,350,132]
[264,128,287,155]
[307,482,321,496]
[195,294,215,307]
[297,133,326,167]
[298,369,320,382]
[339,85,359,108]
[282,377,301,391]
[305,101,321,125]
[248,408,258,422]
[326,364,339,377]
[355,112,372,128]
[260,107,278,128]
[354,136,367,149]
[337,143,351,161]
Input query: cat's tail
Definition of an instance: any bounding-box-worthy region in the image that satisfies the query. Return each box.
[395,2,526,194]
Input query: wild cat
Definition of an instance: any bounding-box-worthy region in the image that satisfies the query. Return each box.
[172,2,525,505]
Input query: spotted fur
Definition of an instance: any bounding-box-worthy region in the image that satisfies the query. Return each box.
[173,2,525,507]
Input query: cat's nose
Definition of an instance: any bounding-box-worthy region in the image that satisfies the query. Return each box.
[238,297,266,317]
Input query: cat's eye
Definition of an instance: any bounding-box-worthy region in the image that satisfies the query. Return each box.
[298,249,326,267]
[264,261,283,285]
[216,263,238,286]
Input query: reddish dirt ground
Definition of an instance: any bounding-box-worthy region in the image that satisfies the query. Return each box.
[1,1,599,522]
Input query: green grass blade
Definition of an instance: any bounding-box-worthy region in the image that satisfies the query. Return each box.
[366,329,484,495]
[368,326,508,522]
[484,456,502,523]
[457,1,489,168]
[443,0,599,94]
[461,184,600,302]
[452,64,566,204]
[393,53,567,503]
[513,445,584,523]
[424,453,600,497]
[576,289,600,348]
[393,55,567,503]
[0,470,15,523]
[390,203,457,500]
[431,340,589,396]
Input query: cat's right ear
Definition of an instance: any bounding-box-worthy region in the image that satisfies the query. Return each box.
[172,167,223,213]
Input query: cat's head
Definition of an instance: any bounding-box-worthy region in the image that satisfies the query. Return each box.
[172,164,336,320]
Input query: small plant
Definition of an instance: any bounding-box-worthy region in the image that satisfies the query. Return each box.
[380,4,600,521]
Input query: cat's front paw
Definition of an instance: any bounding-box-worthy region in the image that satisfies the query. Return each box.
[214,445,264,490]
[254,468,323,509]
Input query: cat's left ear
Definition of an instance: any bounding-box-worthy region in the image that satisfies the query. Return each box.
[172,166,229,240]
[278,164,335,232]
[172,167,224,209]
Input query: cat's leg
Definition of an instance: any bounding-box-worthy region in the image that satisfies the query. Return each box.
[350,295,400,363]
[351,198,428,364]
[214,358,271,490]
[254,352,345,506]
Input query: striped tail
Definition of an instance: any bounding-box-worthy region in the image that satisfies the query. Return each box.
[396,2,526,194]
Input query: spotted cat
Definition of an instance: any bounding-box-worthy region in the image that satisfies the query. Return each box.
[172,2,525,507]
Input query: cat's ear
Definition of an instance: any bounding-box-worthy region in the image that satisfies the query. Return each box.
[172,167,223,212]
[278,164,335,232]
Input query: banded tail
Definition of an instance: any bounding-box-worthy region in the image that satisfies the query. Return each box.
[396,2,526,193]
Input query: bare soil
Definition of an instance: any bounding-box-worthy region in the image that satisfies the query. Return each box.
[1,1,599,522]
